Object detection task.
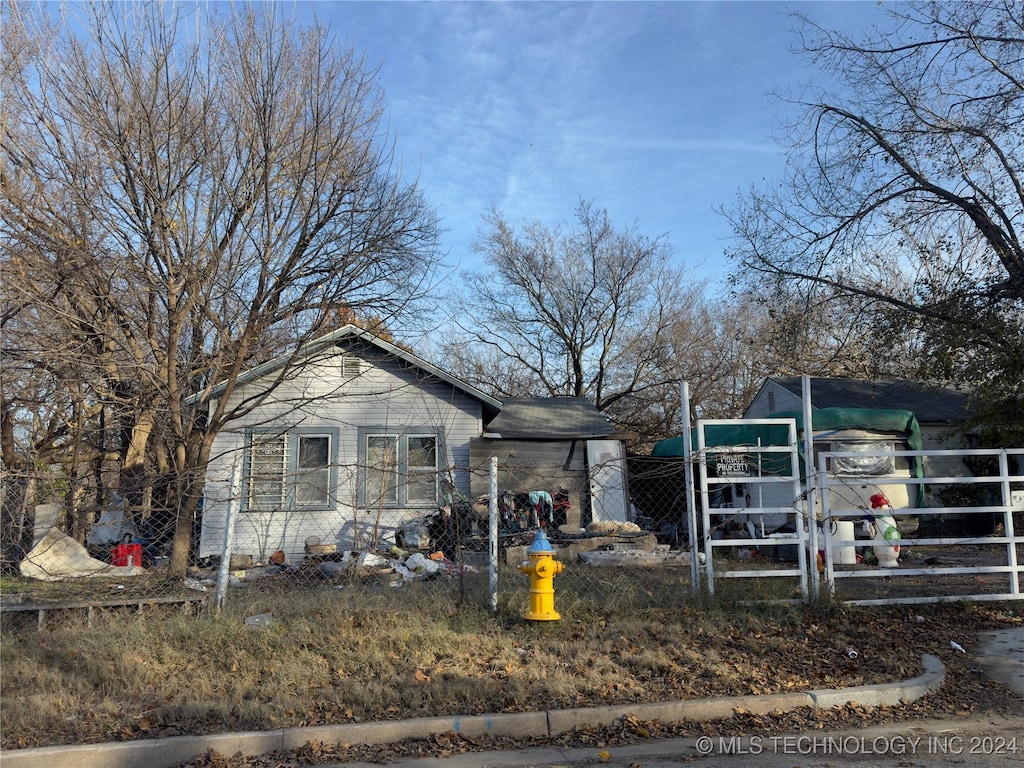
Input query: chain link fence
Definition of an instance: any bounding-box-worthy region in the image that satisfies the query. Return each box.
[7,444,1017,629]
[1,463,203,628]
[193,452,700,617]
[2,449,706,627]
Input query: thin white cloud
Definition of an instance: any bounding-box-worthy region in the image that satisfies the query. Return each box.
[309,0,887,279]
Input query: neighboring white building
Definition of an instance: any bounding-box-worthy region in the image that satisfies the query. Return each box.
[746,376,976,490]
[650,377,978,538]
[195,325,501,563]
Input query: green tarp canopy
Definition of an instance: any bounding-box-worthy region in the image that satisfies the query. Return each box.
[651,407,925,507]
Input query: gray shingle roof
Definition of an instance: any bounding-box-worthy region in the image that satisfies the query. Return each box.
[484,397,620,439]
[771,377,974,425]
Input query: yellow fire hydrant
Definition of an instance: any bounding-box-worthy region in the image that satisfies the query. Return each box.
[519,529,564,621]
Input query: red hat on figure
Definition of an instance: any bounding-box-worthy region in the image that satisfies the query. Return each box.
[869,493,890,509]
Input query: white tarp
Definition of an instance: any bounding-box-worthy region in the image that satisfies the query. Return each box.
[32,503,61,547]
[20,527,141,581]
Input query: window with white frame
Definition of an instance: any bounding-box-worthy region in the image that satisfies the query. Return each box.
[406,434,439,503]
[359,427,441,507]
[364,433,399,506]
[245,428,338,511]
[248,434,287,511]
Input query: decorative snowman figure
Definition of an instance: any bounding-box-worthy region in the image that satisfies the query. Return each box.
[864,493,901,567]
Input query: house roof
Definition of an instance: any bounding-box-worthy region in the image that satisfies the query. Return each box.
[483,397,624,440]
[765,377,973,425]
[191,324,503,419]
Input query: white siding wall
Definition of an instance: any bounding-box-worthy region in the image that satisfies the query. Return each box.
[920,426,971,479]
[199,346,484,561]
[744,382,802,418]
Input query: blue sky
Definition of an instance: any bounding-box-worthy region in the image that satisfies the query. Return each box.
[302,0,890,290]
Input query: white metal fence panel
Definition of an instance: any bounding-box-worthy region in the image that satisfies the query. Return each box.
[818,447,1023,606]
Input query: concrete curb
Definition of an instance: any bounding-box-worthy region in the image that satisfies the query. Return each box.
[545,691,815,735]
[0,654,944,768]
[280,711,549,750]
[809,652,945,709]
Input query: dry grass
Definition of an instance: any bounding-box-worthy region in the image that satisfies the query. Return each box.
[1,569,1020,751]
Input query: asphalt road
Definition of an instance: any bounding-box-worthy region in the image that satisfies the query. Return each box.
[329,715,1024,768]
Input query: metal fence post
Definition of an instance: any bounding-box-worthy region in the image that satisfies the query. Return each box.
[214,458,241,615]
[488,455,498,613]
[999,450,1020,596]
[801,374,820,601]
[681,381,699,593]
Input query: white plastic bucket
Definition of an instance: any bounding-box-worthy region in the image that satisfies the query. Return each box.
[832,520,857,565]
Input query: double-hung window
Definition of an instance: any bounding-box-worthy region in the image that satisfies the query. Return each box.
[359,427,441,507]
[245,428,338,512]
[364,434,399,506]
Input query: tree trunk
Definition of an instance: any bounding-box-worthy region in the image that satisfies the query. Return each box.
[169,435,212,577]
[120,409,155,528]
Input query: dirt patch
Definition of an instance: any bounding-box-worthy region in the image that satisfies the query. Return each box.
[831,544,1024,602]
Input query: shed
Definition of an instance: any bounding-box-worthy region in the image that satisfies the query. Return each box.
[470,397,631,529]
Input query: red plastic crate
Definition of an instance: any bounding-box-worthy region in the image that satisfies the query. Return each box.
[111,542,142,567]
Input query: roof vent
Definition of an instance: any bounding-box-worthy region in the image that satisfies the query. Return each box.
[340,353,364,378]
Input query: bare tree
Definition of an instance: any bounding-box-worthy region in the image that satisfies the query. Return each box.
[724,1,1023,438]
[735,285,924,380]
[440,200,718,444]
[1,2,442,573]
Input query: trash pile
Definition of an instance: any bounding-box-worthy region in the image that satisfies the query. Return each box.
[200,511,483,591]
[291,545,476,586]
[472,489,572,534]
[189,545,478,592]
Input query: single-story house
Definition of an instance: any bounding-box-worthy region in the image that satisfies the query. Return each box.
[196,325,501,563]
[745,376,976,492]
[470,397,632,529]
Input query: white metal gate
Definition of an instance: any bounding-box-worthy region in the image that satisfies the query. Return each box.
[695,419,809,601]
